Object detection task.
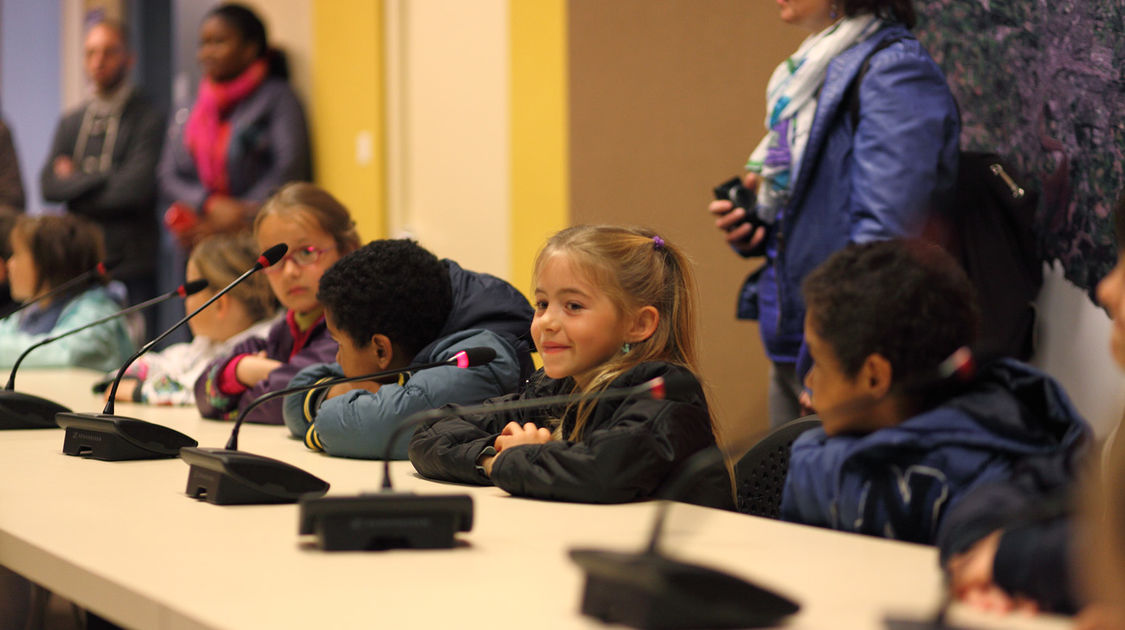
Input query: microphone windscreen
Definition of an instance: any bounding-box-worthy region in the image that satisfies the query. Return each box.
[180,279,210,297]
[100,257,125,274]
[457,347,497,368]
[258,243,289,268]
[656,371,698,402]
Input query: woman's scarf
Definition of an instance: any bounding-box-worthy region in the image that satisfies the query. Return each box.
[183,58,268,195]
[746,15,882,224]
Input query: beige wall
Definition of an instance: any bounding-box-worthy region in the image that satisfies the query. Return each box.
[568,0,804,448]
[243,0,312,111]
[385,0,511,279]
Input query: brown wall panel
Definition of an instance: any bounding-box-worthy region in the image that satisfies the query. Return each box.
[568,1,804,450]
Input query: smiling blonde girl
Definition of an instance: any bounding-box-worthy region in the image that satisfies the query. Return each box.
[409,225,733,509]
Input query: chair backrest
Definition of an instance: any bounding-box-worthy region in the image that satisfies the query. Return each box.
[735,416,821,518]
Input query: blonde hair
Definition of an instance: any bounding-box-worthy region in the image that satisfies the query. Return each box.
[534,225,704,440]
[253,182,361,256]
[189,233,277,322]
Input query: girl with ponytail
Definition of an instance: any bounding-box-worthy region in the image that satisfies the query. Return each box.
[409,225,733,509]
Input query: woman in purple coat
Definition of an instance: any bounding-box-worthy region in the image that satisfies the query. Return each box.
[158,3,310,250]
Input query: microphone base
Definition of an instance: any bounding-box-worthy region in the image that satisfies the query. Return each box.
[56,413,198,460]
[0,390,70,430]
[568,548,799,629]
[883,615,964,630]
[180,447,330,505]
[298,493,473,551]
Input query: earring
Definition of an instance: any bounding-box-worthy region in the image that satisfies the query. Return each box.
[621,342,632,354]
[830,2,839,19]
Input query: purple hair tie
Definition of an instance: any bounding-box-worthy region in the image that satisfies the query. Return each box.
[652,235,665,250]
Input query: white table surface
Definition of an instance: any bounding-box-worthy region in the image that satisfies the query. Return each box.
[0,369,1071,629]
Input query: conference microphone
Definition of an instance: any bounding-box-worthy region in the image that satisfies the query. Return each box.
[180,346,498,506]
[0,258,118,320]
[297,370,690,552]
[55,244,288,461]
[567,347,982,629]
[565,435,799,629]
[0,279,209,430]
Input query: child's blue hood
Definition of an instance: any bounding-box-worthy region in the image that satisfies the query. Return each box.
[782,359,1091,544]
[866,359,1090,458]
[412,260,535,378]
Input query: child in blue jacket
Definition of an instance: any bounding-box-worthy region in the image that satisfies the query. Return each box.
[780,239,1089,544]
[0,213,133,371]
[282,239,533,459]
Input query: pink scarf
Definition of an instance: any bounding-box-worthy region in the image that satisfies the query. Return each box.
[183,59,268,195]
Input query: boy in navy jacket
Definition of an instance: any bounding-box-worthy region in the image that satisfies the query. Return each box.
[780,239,1089,545]
[282,240,533,459]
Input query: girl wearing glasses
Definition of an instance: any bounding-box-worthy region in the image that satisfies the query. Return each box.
[193,182,360,424]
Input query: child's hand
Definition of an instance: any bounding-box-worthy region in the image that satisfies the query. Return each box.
[947,530,1039,614]
[493,422,552,452]
[104,378,139,402]
[947,530,999,599]
[236,351,283,387]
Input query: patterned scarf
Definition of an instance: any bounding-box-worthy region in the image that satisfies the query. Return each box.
[746,15,882,223]
[183,58,268,194]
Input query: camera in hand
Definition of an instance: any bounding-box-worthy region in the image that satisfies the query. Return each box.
[712,176,767,235]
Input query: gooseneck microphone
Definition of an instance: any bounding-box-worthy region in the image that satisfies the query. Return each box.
[55,244,288,460]
[179,346,498,506]
[0,259,118,320]
[0,279,210,430]
[297,371,689,552]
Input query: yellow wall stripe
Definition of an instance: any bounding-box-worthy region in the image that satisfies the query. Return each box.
[311,0,385,241]
[509,0,570,291]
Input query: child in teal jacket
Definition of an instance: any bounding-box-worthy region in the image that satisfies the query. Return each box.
[0,214,133,371]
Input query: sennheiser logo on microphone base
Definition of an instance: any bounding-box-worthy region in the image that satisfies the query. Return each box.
[70,431,103,442]
[348,516,434,530]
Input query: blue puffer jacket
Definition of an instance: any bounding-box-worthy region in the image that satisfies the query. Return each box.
[282,260,533,459]
[283,329,524,459]
[422,260,535,380]
[739,23,960,363]
[780,360,1090,544]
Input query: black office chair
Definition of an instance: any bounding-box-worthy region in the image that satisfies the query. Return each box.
[734,415,821,518]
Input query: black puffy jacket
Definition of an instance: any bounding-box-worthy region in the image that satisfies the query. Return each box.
[408,361,735,510]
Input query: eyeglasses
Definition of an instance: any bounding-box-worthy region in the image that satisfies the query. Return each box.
[263,245,335,274]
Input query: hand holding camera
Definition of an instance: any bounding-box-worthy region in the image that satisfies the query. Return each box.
[710,174,768,256]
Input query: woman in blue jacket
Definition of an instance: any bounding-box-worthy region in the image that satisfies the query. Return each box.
[709,0,959,427]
